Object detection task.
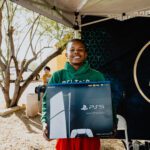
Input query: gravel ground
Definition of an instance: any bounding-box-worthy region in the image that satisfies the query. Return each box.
[0,109,126,150]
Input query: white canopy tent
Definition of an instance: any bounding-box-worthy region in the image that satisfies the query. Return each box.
[11,0,150,28]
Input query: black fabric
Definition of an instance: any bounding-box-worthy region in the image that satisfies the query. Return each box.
[81,16,150,139]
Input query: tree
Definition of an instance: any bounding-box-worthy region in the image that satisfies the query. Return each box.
[0,0,74,108]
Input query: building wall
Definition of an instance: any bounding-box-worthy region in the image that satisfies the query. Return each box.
[48,49,67,73]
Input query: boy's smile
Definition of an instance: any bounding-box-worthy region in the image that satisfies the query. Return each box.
[66,41,87,69]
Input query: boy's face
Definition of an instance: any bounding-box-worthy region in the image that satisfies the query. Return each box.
[65,41,87,66]
[44,69,50,74]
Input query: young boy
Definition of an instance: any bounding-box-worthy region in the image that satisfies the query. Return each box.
[42,66,51,85]
[41,39,105,150]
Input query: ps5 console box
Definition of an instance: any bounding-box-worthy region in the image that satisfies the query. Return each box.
[46,82,114,139]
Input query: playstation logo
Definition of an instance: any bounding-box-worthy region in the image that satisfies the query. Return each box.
[81,105,88,111]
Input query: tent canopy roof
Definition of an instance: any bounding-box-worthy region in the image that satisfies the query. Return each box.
[11,0,150,27]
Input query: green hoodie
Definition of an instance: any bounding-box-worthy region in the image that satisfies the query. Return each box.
[41,61,105,123]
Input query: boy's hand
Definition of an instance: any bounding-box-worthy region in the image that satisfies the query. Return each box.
[42,122,51,141]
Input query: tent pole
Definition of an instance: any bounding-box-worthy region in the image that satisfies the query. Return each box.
[80,17,113,27]
[74,30,80,38]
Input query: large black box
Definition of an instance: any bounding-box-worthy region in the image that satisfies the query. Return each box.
[46,82,114,139]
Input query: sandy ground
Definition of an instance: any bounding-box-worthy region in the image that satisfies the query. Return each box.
[0,81,126,150]
[0,108,126,150]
